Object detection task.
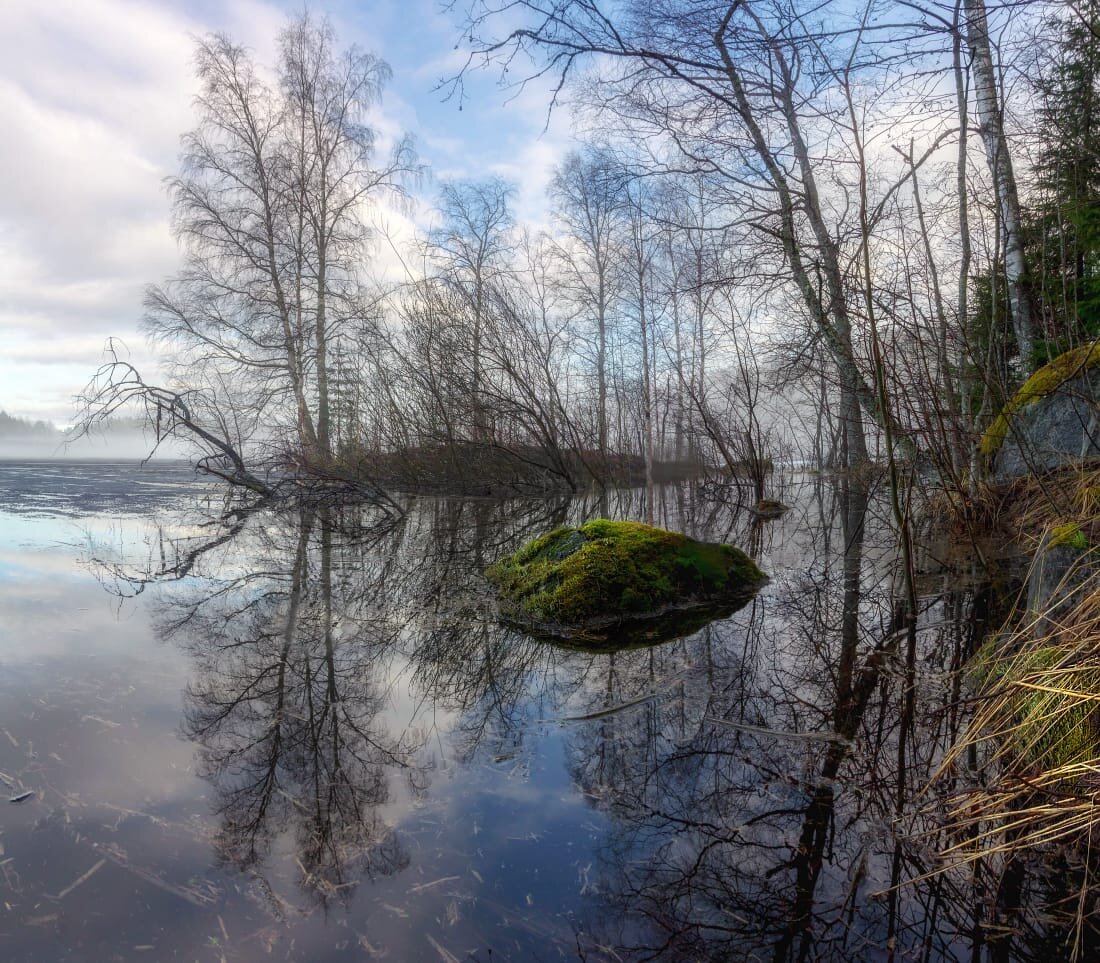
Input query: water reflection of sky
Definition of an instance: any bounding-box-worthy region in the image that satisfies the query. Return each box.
[0,461,1085,961]
[0,464,644,959]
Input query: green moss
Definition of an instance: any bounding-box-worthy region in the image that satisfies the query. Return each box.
[980,343,1100,456]
[485,519,765,632]
[1049,522,1089,551]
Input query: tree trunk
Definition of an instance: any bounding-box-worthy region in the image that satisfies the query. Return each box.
[964,0,1036,364]
[715,13,875,468]
[597,273,609,462]
[638,260,654,520]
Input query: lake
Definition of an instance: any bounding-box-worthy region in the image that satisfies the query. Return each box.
[0,461,1084,960]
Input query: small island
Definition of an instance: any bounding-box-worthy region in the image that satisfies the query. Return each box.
[485,519,767,645]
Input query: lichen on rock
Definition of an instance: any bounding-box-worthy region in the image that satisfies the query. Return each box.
[484,519,766,642]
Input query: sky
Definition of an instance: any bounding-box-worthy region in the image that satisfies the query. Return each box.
[0,0,575,426]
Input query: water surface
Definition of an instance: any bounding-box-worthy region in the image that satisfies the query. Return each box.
[0,462,1086,960]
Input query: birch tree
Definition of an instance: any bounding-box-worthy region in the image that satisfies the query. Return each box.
[112,13,412,482]
[963,0,1038,365]
[429,177,516,442]
[550,148,624,464]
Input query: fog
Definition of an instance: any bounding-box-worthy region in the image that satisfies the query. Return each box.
[0,430,189,461]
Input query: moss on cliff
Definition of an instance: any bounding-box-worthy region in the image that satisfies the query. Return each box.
[485,519,765,635]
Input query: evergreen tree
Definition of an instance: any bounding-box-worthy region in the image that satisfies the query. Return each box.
[1027,6,1100,356]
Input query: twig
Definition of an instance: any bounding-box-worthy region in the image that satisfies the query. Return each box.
[50,858,106,900]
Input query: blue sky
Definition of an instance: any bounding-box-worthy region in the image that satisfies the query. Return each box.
[0,0,575,424]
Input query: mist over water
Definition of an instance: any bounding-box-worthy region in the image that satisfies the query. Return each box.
[0,429,188,461]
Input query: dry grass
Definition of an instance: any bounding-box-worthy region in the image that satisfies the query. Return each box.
[920,467,1100,960]
[932,555,1100,864]
[1008,467,1100,544]
[901,467,1100,954]
[934,466,1100,550]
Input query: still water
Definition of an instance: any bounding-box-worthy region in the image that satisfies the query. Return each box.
[0,462,1086,960]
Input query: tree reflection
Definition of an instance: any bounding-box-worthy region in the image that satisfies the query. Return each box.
[163,508,416,904]
[81,480,1099,957]
[102,494,584,908]
[554,477,1087,961]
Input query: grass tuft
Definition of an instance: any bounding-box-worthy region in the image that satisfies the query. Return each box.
[934,564,1100,869]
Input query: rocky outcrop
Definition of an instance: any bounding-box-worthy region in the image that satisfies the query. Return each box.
[985,346,1100,483]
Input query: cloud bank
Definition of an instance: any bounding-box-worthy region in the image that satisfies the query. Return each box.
[0,0,574,425]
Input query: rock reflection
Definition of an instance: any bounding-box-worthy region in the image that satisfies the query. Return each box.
[80,479,1098,958]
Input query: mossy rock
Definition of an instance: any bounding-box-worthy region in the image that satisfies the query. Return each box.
[980,344,1100,466]
[484,519,766,644]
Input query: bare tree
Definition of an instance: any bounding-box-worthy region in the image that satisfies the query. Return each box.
[278,14,414,458]
[620,175,660,505]
[94,13,413,492]
[550,147,624,465]
[76,343,269,494]
[455,1,913,468]
[429,177,516,441]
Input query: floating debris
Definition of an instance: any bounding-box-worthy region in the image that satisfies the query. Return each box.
[50,858,106,900]
[426,934,461,963]
[408,875,460,894]
[8,790,34,804]
[80,715,121,729]
[704,716,854,746]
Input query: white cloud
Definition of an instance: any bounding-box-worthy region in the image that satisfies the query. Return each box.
[0,0,579,424]
[0,0,281,422]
